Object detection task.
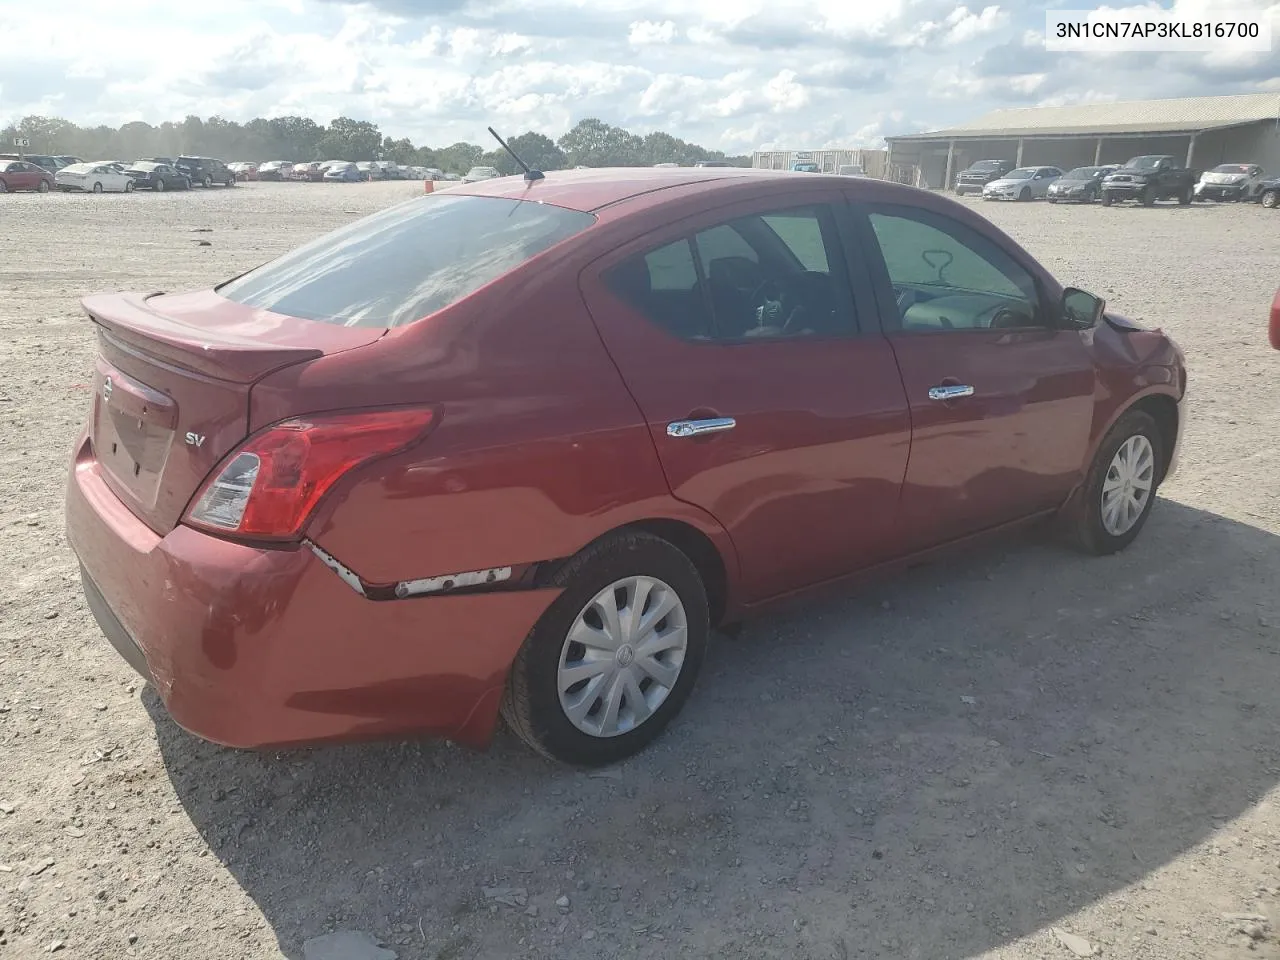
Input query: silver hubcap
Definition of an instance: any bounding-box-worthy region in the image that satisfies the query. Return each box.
[557,576,688,738]
[1101,434,1155,536]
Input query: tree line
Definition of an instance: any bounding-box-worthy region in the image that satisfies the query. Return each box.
[1,115,750,174]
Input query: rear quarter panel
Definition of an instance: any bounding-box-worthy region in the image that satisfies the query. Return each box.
[250,235,740,592]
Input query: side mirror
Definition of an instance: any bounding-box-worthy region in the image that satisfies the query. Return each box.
[1062,287,1106,330]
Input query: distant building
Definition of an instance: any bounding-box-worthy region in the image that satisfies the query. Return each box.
[886,92,1280,189]
[751,149,889,178]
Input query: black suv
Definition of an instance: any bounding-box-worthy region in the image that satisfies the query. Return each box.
[175,156,236,188]
[954,159,1016,195]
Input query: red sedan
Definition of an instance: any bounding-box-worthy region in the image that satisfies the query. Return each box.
[0,159,55,193]
[65,169,1187,766]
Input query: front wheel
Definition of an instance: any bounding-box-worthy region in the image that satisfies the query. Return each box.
[92,182,103,193]
[1101,191,1113,206]
[1262,189,1280,209]
[501,531,709,766]
[201,175,212,188]
[1178,187,1192,206]
[0,180,8,193]
[125,180,135,193]
[1140,187,1154,207]
[1019,187,1032,202]
[153,178,165,192]
[1063,409,1163,555]
[38,180,50,193]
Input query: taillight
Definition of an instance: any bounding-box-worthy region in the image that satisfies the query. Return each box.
[183,408,436,541]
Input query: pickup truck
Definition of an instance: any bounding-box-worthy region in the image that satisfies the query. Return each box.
[1101,155,1197,206]
[954,159,1016,195]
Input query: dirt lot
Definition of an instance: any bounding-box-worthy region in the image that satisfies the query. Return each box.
[1,181,1279,960]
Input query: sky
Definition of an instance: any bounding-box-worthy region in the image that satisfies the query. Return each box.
[3,0,1279,153]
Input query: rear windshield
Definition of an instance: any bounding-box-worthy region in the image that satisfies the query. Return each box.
[216,194,596,328]
[969,160,1008,171]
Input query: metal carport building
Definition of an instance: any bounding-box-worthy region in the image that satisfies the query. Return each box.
[885,93,1280,190]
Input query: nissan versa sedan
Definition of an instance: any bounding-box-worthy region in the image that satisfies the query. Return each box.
[65,168,1186,766]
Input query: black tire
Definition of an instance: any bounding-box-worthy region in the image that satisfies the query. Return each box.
[1063,409,1164,556]
[0,180,9,193]
[1178,187,1192,206]
[1047,197,1057,204]
[124,180,135,193]
[92,182,103,193]
[153,178,165,192]
[224,177,235,187]
[201,175,212,188]
[1101,191,1113,206]
[1019,187,1032,202]
[1085,186,1097,203]
[501,530,710,766]
[1262,190,1279,209]
[1140,187,1154,207]
[38,180,50,193]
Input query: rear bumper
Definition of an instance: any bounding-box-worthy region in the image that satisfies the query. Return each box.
[65,434,560,750]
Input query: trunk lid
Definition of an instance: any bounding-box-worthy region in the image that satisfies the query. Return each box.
[83,290,385,535]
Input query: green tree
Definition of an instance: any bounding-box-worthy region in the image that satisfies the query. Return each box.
[557,118,644,167]
[316,117,383,161]
[435,141,484,173]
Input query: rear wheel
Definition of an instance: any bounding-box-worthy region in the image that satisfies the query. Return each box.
[501,531,709,766]
[0,180,8,193]
[1063,410,1163,555]
[1262,189,1280,209]
[202,175,212,188]
[153,178,166,192]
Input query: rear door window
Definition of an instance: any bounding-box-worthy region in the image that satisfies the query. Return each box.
[217,195,596,327]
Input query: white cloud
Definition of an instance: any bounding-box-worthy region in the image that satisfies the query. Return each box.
[2,0,1279,154]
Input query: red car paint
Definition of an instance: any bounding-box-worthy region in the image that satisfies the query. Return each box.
[1270,288,1280,349]
[65,168,1186,751]
[1,159,55,192]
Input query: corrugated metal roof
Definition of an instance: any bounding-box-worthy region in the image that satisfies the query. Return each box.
[889,93,1280,141]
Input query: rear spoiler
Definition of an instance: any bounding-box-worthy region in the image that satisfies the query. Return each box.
[82,291,323,383]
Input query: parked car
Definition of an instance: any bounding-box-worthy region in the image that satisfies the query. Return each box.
[0,159,55,193]
[424,167,446,180]
[837,164,866,177]
[1046,165,1119,203]
[55,162,135,193]
[55,155,83,168]
[256,161,294,182]
[954,158,1016,195]
[354,161,380,181]
[462,165,502,182]
[653,162,680,169]
[1257,176,1280,209]
[124,162,190,192]
[175,157,234,188]
[1195,163,1265,202]
[790,161,821,173]
[694,160,732,168]
[228,162,259,181]
[291,162,325,182]
[1101,156,1197,206]
[139,157,176,166]
[20,155,68,173]
[322,161,362,182]
[65,169,1186,766]
[982,166,1063,201]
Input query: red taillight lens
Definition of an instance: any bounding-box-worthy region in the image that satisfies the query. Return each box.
[184,408,436,541]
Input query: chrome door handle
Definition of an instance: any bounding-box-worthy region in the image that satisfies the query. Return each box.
[928,384,975,401]
[667,417,736,438]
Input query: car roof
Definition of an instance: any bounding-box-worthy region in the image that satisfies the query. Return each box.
[444,166,873,213]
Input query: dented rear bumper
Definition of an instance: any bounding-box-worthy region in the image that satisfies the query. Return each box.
[65,433,560,750]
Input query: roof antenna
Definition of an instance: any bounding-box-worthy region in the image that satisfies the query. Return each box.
[487,127,544,182]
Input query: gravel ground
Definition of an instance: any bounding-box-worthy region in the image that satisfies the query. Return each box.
[1,181,1279,960]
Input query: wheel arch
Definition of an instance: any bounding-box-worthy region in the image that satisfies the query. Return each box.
[1128,392,1179,480]
[535,516,736,629]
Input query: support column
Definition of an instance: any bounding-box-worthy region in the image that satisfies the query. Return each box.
[944,140,956,190]
[1094,138,1103,164]
[1015,139,1024,165]
[1185,134,1197,168]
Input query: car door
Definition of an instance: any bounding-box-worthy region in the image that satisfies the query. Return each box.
[18,162,43,190]
[847,196,1096,551]
[579,194,912,603]
[1033,168,1060,197]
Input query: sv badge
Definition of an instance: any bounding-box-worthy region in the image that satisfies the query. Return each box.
[184,432,206,448]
